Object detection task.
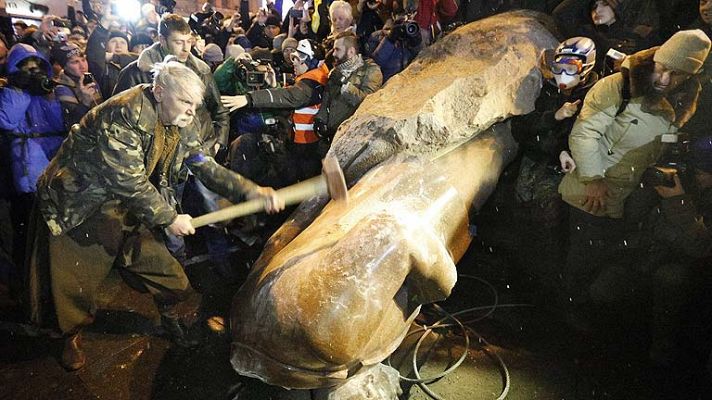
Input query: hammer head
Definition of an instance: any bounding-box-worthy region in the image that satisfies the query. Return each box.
[322,156,348,205]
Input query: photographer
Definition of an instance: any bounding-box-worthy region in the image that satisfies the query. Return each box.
[247,10,281,50]
[222,39,329,186]
[0,44,65,267]
[558,30,710,332]
[85,9,137,99]
[25,16,71,58]
[371,16,421,82]
[214,48,278,140]
[604,136,712,366]
[52,43,103,128]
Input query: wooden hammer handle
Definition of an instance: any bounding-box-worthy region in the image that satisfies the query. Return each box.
[191,175,327,228]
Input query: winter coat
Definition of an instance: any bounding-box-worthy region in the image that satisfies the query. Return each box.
[248,63,329,144]
[54,71,103,129]
[559,48,702,219]
[0,44,65,194]
[113,43,230,150]
[512,73,599,166]
[248,63,328,110]
[314,57,383,135]
[36,84,259,237]
[86,24,137,100]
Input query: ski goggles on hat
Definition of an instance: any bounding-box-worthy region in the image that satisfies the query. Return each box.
[290,52,308,65]
[551,56,583,76]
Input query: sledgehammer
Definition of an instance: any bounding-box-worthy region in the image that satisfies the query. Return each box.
[191,156,348,229]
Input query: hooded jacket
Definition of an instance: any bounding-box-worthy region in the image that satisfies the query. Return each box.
[113,42,229,151]
[559,47,702,218]
[36,84,259,237]
[0,44,65,194]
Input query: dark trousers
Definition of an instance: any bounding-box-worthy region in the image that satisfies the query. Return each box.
[44,201,193,334]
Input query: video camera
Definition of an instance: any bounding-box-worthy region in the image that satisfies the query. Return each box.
[641,133,690,188]
[190,10,225,39]
[235,58,271,87]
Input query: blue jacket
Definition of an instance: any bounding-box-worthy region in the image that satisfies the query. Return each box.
[371,38,418,82]
[0,44,65,194]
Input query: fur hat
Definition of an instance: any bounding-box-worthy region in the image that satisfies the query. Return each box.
[654,29,711,75]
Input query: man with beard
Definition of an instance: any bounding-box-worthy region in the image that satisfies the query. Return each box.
[32,60,284,371]
[0,44,64,268]
[313,31,382,141]
[558,29,711,330]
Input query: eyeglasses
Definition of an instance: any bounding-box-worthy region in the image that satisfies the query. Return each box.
[290,54,306,65]
[551,57,583,76]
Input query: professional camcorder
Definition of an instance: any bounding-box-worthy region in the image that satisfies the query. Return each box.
[641,133,691,188]
[235,58,271,87]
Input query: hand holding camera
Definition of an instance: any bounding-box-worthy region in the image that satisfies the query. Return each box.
[78,73,98,106]
[654,173,685,198]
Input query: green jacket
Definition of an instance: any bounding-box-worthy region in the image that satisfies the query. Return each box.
[315,56,383,135]
[559,48,701,218]
[37,85,259,236]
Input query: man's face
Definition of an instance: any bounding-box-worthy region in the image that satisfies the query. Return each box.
[161,31,193,62]
[331,10,351,33]
[291,54,308,75]
[333,38,354,65]
[14,25,26,37]
[283,47,296,66]
[107,37,129,54]
[156,86,201,128]
[265,25,280,39]
[19,58,41,74]
[651,62,691,94]
[701,0,712,26]
[591,1,615,26]
[64,55,89,78]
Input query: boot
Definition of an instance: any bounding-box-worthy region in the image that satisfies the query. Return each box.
[61,331,86,371]
[157,295,202,348]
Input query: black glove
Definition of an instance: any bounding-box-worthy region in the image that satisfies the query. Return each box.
[313,118,330,141]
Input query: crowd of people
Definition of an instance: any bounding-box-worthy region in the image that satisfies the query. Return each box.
[0,0,710,383]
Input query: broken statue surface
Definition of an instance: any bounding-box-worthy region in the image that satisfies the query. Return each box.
[229,11,558,389]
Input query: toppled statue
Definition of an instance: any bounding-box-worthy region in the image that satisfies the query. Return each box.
[230,10,558,391]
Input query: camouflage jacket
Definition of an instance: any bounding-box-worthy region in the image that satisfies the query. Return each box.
[37,85,259,236]
[113,43,230,151]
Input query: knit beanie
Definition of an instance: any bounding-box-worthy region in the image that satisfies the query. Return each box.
[51,42,84,67]
[202,43,224,63]
[130,33,154,51]
[109,31,130,47]
[654,29,711,75]
[225,44,245,59]
[282,37,298,52]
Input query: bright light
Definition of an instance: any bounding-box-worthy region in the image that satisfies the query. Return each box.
[115,0,141,22]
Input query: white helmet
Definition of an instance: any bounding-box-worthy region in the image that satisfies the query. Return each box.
[551,37,596,89]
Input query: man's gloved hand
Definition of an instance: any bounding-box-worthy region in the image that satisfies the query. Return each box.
[313,118,329,140]
[167,214,196,236]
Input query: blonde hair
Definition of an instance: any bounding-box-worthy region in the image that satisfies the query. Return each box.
[151,56,205,104]
[329,1,353,24]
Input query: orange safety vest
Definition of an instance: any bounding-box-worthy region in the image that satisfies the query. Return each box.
[291,64,329,144]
